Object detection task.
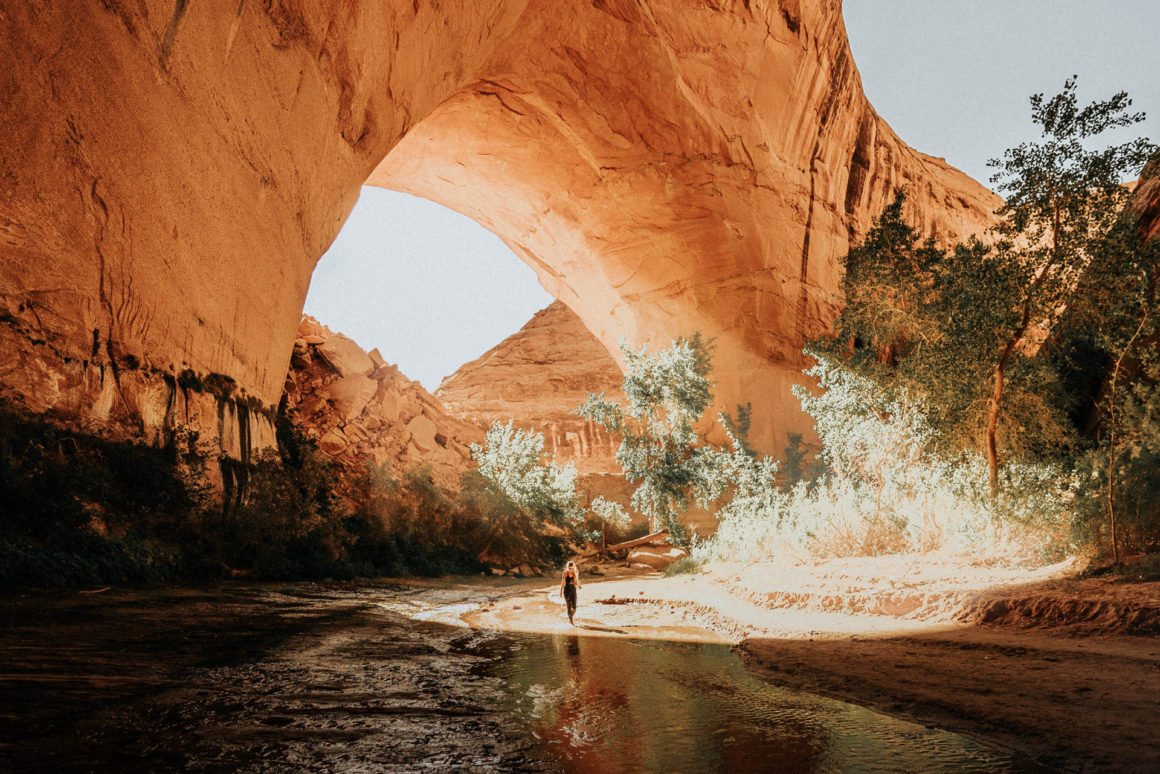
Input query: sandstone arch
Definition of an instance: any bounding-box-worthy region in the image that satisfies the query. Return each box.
[0,0,997,458]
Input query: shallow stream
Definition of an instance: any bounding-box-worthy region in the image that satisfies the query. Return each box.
[485,633,1044,773]
[0,581,1046,772]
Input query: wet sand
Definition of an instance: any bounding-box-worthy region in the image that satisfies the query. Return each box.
[3,566,1157,772]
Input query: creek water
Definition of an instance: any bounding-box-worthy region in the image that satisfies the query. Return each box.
[485,633,1045,773]
[0,582,1048,772]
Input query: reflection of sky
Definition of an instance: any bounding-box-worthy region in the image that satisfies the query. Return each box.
[487,634,1040,773]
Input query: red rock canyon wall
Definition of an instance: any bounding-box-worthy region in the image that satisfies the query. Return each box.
[0,0,998,459]
[285,317,481,488]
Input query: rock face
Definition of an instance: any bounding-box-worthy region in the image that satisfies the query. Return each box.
[370,0,1001,452]
[1131,157,1160,242]
[438,301,624,475]
[285,317,481,488]
[0,0,998,459]
[0,318,278,483]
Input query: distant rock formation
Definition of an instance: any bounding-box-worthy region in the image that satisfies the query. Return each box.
[439,301,720,535]
[284,317,481,488]
[438,301,624,475]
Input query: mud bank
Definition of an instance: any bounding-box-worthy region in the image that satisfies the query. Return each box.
[0,581,553,772]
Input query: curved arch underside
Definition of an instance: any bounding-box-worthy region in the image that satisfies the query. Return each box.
[0,0,997,453]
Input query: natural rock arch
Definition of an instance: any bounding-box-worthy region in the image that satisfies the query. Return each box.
[0,0,996,458]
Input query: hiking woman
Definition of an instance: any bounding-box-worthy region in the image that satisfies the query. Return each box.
[560,561,581,625]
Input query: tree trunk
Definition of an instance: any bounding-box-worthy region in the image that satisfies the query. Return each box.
[985,336,1019,498]
[985,253,1058,498]
[1106,309,1149,565]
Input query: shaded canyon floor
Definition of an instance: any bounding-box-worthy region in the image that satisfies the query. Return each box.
[1,566,1156,772]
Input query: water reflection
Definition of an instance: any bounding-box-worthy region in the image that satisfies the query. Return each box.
[487,635,1045,774]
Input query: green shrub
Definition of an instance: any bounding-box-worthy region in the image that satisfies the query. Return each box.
[696,358,1078,566]
[662,556,703,577]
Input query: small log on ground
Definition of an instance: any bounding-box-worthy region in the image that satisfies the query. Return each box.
[606,529,670,554]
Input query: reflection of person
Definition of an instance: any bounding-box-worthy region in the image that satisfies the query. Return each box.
[559,561,581,625]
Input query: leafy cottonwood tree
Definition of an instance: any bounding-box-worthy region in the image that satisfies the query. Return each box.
[575,334,719,544]
[699,406,784,526]
[471,420,584,533]
[1061,180,1160,559]
[818,194,1072,483]
[983,77,1156,493]
[819,79,1155,496]
[587,495,632,551]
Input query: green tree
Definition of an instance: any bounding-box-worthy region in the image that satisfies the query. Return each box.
[819,79,1156,495]
[983,77,1156,493]
[819,193,1070,485]
[576,334,719,544]
[1062,176,1160,559]
[588,495,632,551]
[700,406,784,526]
[471,420,584,530]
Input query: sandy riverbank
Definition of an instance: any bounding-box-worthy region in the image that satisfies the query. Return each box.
[464,556,1160,773]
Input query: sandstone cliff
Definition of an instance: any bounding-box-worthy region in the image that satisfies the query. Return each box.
[284,317,481,488]
[437,301,623,475]
[1131,157,1160,242]
[370,0,1002,453]
[1,0,999,460]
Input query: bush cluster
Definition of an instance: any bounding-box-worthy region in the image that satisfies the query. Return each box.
[0,402,574,587]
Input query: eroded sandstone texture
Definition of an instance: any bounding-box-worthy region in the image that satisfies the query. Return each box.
[371,0,1000,451]
[1132,158,1160,242]
[438,301,623,476]
[0,0,997,459]
[285,317,481,488]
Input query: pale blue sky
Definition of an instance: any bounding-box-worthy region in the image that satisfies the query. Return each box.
[305,1,1159,390]
[843,0,1159,185]
[304,187,553,390]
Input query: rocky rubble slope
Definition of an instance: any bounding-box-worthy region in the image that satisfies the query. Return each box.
[284,317,481,488]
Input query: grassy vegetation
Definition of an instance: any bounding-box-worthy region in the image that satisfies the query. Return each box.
[662,556,703,577]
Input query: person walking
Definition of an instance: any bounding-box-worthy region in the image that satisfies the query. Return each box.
[560,561,581,625]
